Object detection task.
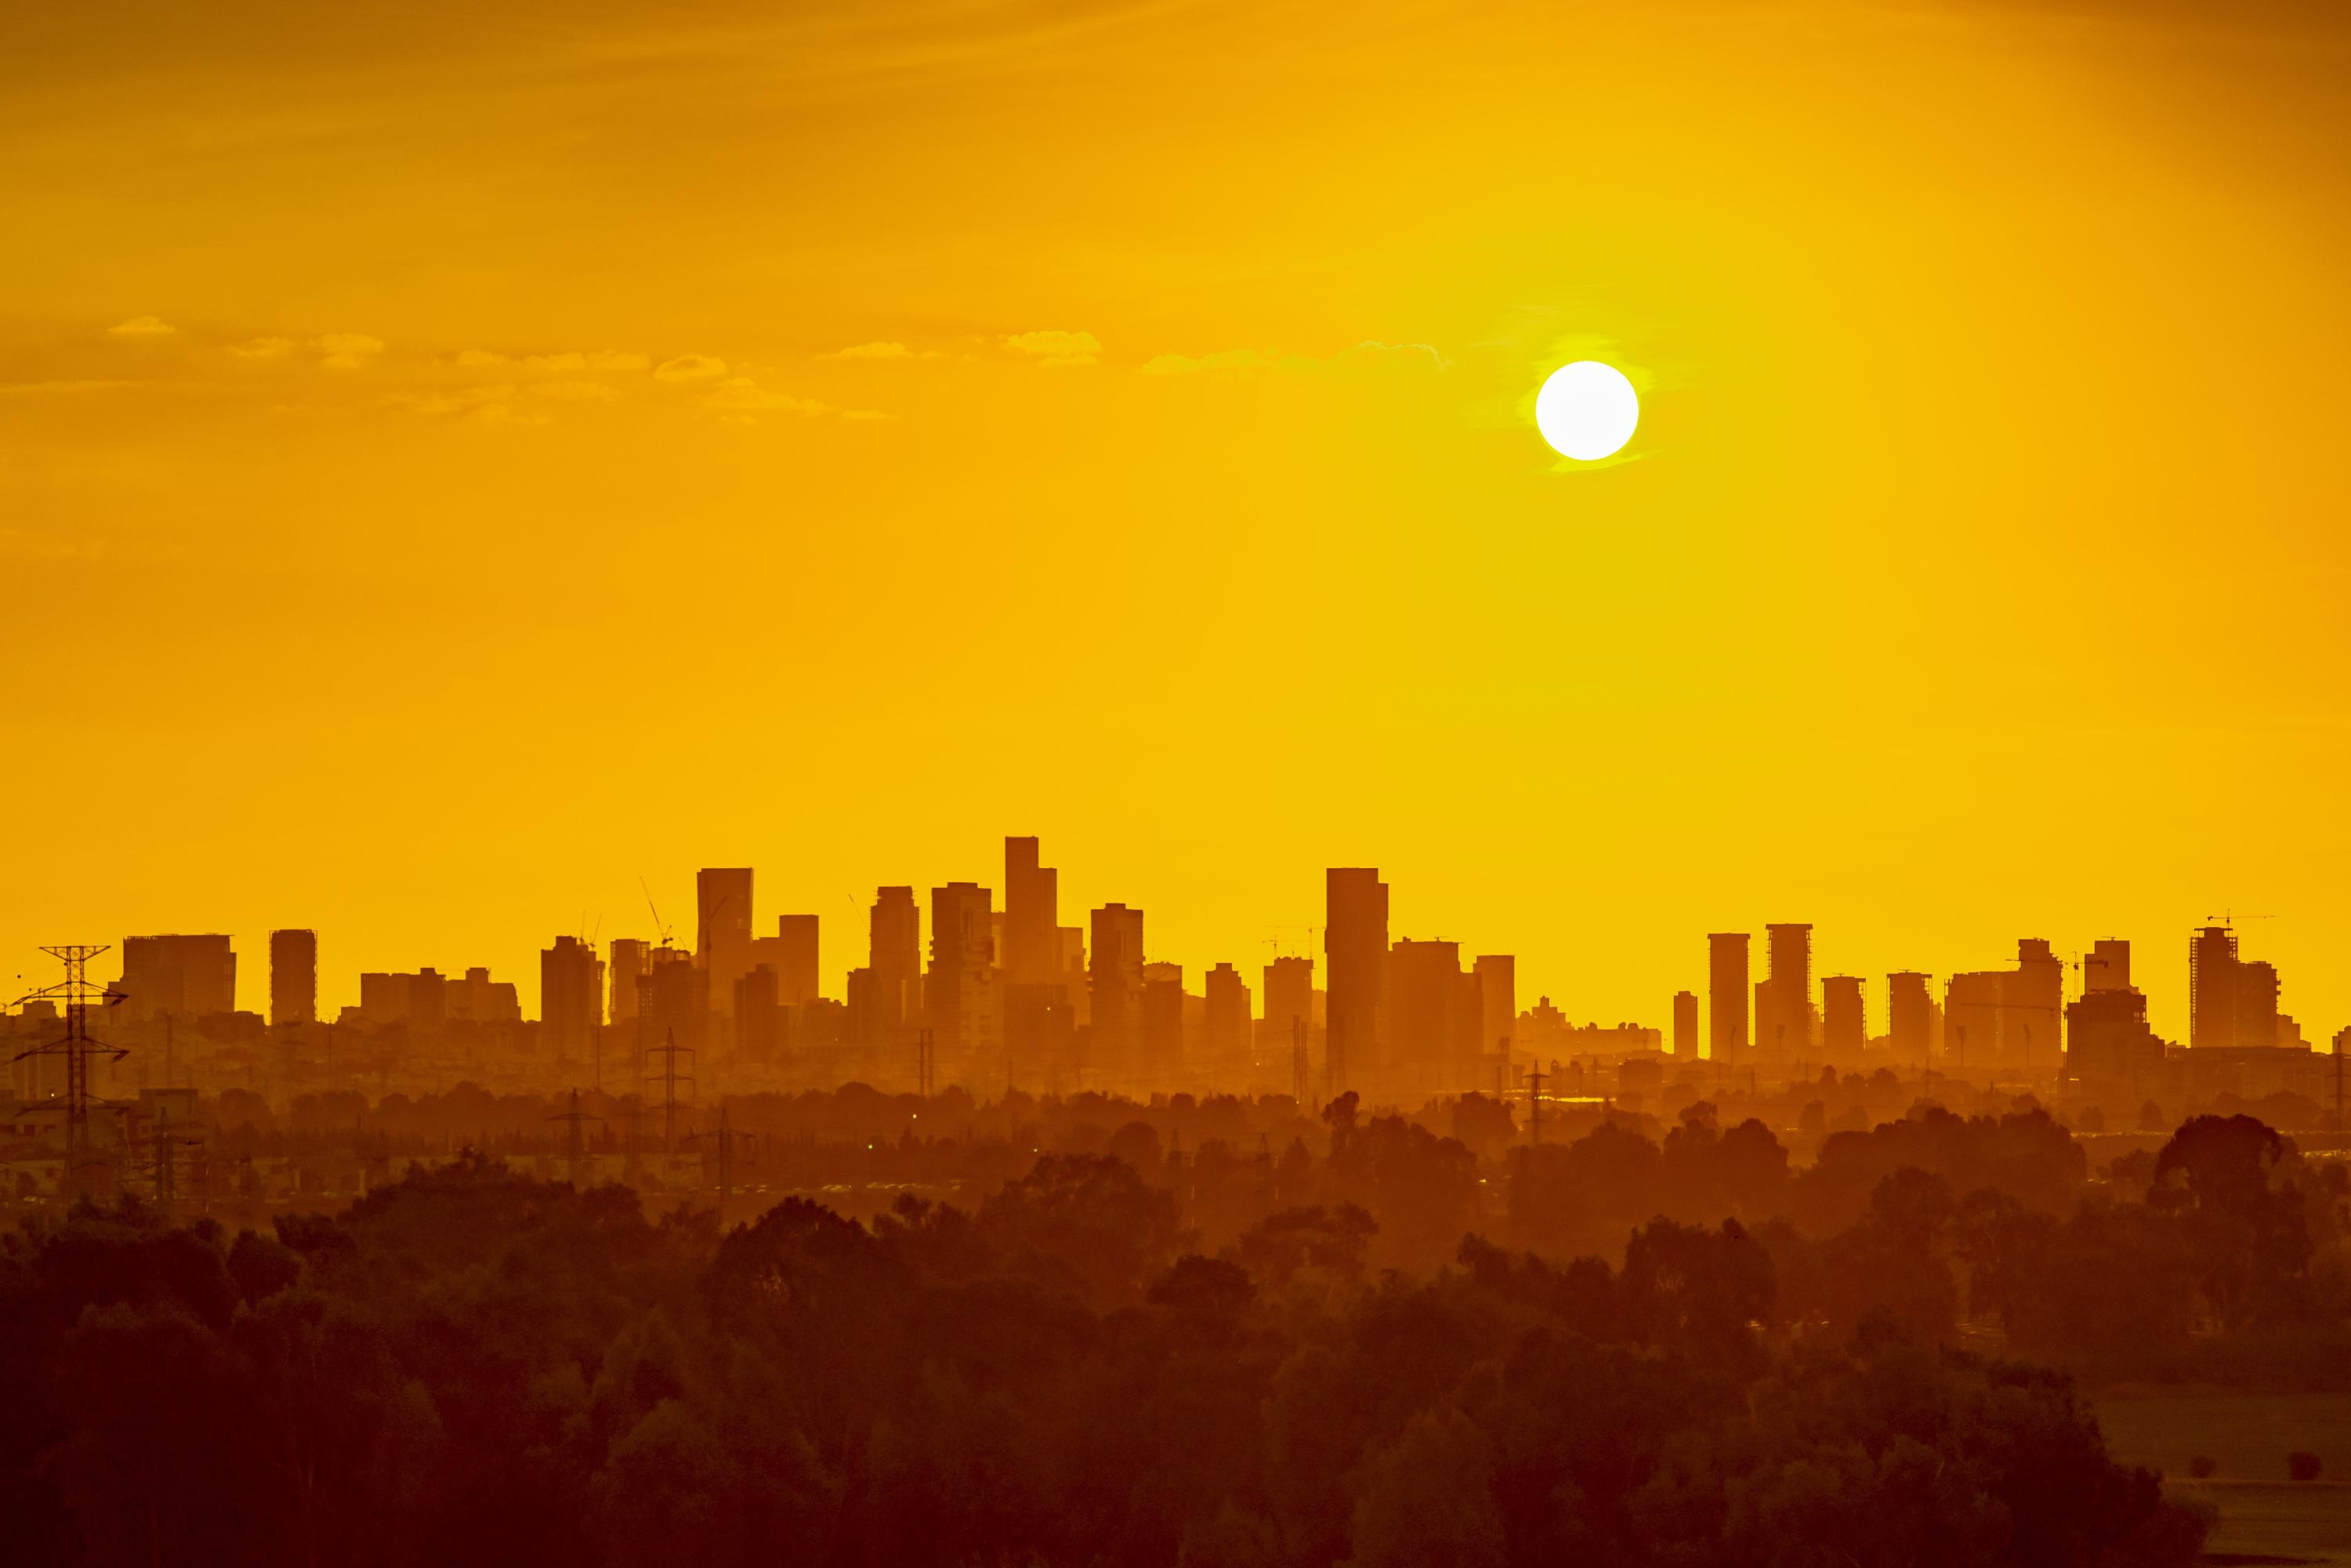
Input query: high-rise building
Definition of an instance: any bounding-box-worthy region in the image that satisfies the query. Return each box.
[269,929,317,1027]
[1204,962,1252,1084]
[697,867,754,1016]
[867,886,922,1043]
[1386,937,1469,1094]
[2190,925,2289,1048]
[2067,939,2164,1087]
[1474,954,1516,1063]
[734,965,784,1063]
[1707,933,1750,1063]
[1755,923,1813,1060]
[927,882,996,1081]
[749,914,820,1007]
[1822,975,1865,1059]
[118,934,237,1023]
[1326,868,1388,1092]
[1142,967,1185,1088]
[1089,903,1146,1086]
[1672,989,1698,1058]
[1944,939,2064,1073]
[1003,836,1059,987]
[1887,971,1932,1063]
[1262,954,1314,1075]
[609,938,651,1025]
[640,946,706,1061]
[541,935,605,1064]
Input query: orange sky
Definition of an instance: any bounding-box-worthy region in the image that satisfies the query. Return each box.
[3,0,2346,1042]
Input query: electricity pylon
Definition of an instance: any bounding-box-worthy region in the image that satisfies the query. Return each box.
[9,946,130,1200]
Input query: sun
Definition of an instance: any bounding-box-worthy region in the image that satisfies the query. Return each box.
[1534,360,1639,461]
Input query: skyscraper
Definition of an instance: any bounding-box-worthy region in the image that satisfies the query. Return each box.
[269,929,317,1027]
[927,882,996,1081]
[749,914,820,1007]
[1755,923,1813,1060]
[1474,954,1516,1063]
[1003,836,1059,987]
[608,937,651,1024]
[865,886,922,1045]
[540,935,605,1065]
[2190,925,2289,1048]
[1262,954,1313,1076]
[1944,939,2063,1072]
[1707,932,1750,1063]
[1386,936,1466,1095]
[1887,970,1932,1063]
[697,867,754,1016]
[118,934,237,1023]
[1822,975,1865,1059]
[1204,962,1252,1083]
[1089,903,1145,1086]
[1326,868,1388,1092]
[2067,939,2163,1086]
[1672,989,1697,1058]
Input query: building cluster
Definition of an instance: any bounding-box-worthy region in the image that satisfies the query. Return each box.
[7,842,2346,1120]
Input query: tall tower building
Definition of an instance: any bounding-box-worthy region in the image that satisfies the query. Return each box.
[1089,903,1146,1087]
[541,935,606,1065]
[1003,836,1060,987]
[1672,989,1698,1059]
[1756,923,1813,1060]
[609,938,651,1024]
[926,882,997,1081]
[697,867,755,1016]
[1822,975,1865,1059]
[1325,868,1389,1092]
[1386,937,1465,1095]
[269,929,317,1027]
[1474,955,1516,1063]
[1887,971,1932,1064]
[749,914,820,1007]
[866,887,922,1042]
[1204,962,1252,1085]
[1707,932,1750,1063]
[1262,954,1314,1074]
[118,934,237,1023]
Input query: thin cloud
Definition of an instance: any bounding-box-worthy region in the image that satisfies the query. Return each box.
[460,349,650,373]
[823,341,934,360]
[230,337,297,359]
[1003,329,1100,368]
[654,353,727,382]
[1139,349,1270,376]
[530,379,621,400]
[315,333,386,370]
[701,376,828,415]
[105,316,177,338]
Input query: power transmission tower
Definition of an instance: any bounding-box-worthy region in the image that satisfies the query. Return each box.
[545,1088,605,1189]
[647,1028,694,1153]
[9,945,130,1201]
[689,1106,748,1215]
[139,1103,205,1212]
[1525,1063,1547,1145]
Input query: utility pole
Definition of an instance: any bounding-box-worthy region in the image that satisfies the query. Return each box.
[916,1027,935,1100]
[647,1028,694,1153]
[9,945,130,1201]
[1525,1062,1546,1145]
[545,1088,604,1189]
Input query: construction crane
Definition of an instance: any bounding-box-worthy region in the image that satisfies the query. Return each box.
[639,876,676,949]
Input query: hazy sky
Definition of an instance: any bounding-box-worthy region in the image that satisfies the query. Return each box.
[4,0,2346,1041]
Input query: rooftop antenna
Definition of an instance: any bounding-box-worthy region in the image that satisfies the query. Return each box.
[9,945,130,1201]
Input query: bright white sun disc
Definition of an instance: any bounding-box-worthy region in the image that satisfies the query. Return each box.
[1535,360,1639,461]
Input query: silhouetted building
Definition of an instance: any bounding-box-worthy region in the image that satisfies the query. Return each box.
[1887,970,1932,1063]
[697,867,754,1016]
[1672,989,1697,1059]
[1204,962,1251,1081]
[2067,939,2164,1088]
[1944,939,2063,1073]
[1822,975,1864,1059]
[734,964,784,1063]
[1003,836,1060,987]
[118,934,237,1023]
[1142,967,1184,1085]
[541,935,604,1063]
[2190,925,2291,1048]
[609,938,651,1024]
[1326,868,1388,1092]
[1262,954,1313,1070]
[749,914,820,1008]
[927,882,996,1082]
[640,946,705,1059]
[1708,932,1749,1062]
[862,886,922,1045]
[447,965,519,1024]
[1089,904,1145,1088]
[1755,923,1813,1061]
[269,929,316,1027]
[1387,937,1472,1093]
[1475,954,1516,1063]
